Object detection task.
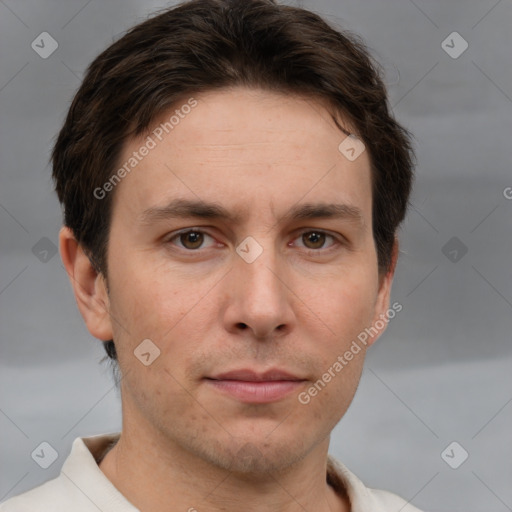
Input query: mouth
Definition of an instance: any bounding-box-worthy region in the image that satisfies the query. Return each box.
[204,368,307,404]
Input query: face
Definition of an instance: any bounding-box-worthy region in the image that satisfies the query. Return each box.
[93,87,394,473]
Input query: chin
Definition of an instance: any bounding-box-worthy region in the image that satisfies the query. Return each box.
[182,425,316,476]
[213,440,309,475]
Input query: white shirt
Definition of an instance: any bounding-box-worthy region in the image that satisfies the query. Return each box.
[0,433,422,511]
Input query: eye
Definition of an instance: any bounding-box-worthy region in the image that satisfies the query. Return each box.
[167,229,217,250]
[166,228,341,253]
[293,230,339,251]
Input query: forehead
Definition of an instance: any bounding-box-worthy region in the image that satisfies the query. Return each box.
[111,87,372,222]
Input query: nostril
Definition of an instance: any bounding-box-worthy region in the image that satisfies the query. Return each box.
[237,322,248,330]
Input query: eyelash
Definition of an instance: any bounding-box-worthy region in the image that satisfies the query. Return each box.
[165,228,342,254]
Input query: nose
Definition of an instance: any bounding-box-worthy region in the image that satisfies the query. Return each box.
[222,244,296,341]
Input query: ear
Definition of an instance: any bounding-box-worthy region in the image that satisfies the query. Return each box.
[366,238,400,347]
[59,226,113,341]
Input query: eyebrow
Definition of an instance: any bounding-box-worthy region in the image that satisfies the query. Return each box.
[139,198,364,227]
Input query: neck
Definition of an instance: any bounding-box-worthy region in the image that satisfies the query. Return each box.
[99,422,349,512]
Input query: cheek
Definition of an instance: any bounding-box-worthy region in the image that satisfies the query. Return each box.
[122,361,209,436]
[297,348,365,435]
[295,266,377,407]
[313,265,378,342]
[108,261,219,388]
[108,256,200,338]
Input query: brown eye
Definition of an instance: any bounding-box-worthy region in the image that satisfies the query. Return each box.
[179,230,204,249]
[302,231,326,249]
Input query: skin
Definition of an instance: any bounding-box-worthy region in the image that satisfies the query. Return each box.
[60,87,398,512]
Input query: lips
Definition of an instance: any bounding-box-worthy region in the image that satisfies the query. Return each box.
[209,368,304,382]
[205,368,306,403]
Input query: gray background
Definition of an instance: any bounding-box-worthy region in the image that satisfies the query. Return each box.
[1,0,511,510]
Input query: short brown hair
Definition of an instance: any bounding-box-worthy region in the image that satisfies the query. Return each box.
[52,0,415,363]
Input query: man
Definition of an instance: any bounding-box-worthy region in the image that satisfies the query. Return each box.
[1,0,420,510]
